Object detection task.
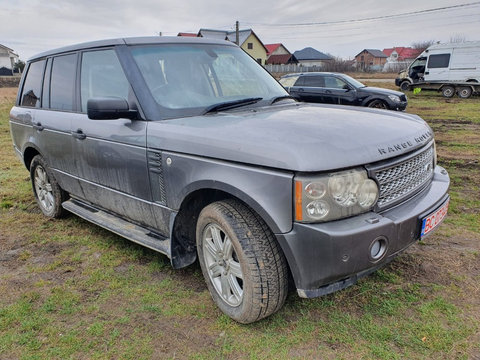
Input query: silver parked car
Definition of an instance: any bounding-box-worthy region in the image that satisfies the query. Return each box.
[10,37,449,323]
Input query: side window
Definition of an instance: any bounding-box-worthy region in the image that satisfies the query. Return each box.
[324,76,348,89]
[80,50,130,112]
[303,76,325,87]
[50,54,77,111]
[427,54,451,69]
[20,60,46,108]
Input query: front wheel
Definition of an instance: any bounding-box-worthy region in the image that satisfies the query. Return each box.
[367,99,388,110]
[196,200,288,324]
[400,81,410,91]
[30,155,68,218]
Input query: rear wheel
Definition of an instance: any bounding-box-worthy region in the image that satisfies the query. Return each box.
[30,155,68,218]
[367,99,388,110]
[441,85,455,98]
[457,86,472,99]
[196,200,288,324]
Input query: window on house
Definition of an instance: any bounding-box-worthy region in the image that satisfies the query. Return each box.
[361,56,364,61]
[248,43,253,49]
[50,54,77,111]
[256,58,262,65]
[20,60,45,107]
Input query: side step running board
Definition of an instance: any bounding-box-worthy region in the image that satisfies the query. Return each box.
[62,199,171,257]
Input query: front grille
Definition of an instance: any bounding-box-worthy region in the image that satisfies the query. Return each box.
[370,145,434,209]
[400,94,407,102]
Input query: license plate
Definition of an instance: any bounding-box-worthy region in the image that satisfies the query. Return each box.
[420,199,449,239]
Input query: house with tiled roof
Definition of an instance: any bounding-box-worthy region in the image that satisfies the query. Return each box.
[383,47,423,62]
[293,47,332,68]
[177,32,197,37]
[198,28,269,65]
[355,49,388,71]
[0,44,19,76]
[264,43,298,65]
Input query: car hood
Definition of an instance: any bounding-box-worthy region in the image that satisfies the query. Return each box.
[147,103,433,172]
[359,86,405,97]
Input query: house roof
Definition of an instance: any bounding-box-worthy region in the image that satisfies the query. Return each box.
[265,43,282,55]
[356,49,388,58]
[266,54,298,64]
[198,28,268,53]
[0,44,18,56]
[177,32,197,37]
[293,47,332,61]
[383,47,422,60]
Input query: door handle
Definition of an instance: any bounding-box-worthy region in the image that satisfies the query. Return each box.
[425,71,429,75]
[33,122,44,131]
[71,129,86,140]
[298,88,304,92]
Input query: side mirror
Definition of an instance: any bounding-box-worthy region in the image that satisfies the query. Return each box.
[87,97,138,120]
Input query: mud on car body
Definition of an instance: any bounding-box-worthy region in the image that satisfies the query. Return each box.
[10,37,449,323]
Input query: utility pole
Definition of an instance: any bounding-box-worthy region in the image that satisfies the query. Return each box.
[235,21,239,45]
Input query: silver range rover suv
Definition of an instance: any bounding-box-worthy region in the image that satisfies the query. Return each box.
[10,37,450,323]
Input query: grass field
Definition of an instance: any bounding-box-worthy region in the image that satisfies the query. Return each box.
[1,86,479,359]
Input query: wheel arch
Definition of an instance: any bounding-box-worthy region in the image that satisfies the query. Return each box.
[22,143,42,170]
[169,181,289,271]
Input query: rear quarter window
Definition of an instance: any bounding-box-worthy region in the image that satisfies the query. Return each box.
[20,60,46,107]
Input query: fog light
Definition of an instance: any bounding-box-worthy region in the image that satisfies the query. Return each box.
[369,237,387,261]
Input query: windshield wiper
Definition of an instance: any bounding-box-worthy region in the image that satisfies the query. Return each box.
[203,97,263,114]
[270,95,296,104]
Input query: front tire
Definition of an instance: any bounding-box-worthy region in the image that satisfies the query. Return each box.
[196,200,288,324]
[30,155,68,218]
[367,99,388,110]
[400,81,410,91]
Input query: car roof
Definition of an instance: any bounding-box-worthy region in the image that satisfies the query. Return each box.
[28,36,236,61]
[281,72,344,78]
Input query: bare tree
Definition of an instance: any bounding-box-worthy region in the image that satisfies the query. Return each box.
[411,40,436,52]
[450,34,467,43]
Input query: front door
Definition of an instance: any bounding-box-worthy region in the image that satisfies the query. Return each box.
[73,49,159,230]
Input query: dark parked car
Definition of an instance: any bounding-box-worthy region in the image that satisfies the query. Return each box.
[10,37,449,323]
[279,72,408,110]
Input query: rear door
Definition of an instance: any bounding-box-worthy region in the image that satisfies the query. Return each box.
[425,53,451,81]
[30,54,84,197]
[294,75,328,103]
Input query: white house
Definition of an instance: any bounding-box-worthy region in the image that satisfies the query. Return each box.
[0,44,19,75]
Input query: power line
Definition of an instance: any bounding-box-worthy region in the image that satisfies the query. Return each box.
[243,1,480,27]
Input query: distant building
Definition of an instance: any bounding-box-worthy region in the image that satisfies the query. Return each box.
[383,47,423,62]
[293,47,332,68]
[265,43,298,65]
[177,32,197,37]
[355,49,387,71]
[0,44,19,76]
[198,28,269,65]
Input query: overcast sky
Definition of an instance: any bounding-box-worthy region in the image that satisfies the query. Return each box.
[1,0,479,60]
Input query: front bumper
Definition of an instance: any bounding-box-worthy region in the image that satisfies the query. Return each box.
[276,166,450,298]
[395,78,402,86]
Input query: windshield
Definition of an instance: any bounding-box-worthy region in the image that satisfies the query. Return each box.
[130,44,288,118]
[340,74,366,88]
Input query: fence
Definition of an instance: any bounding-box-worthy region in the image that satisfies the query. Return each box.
[264,64,324,74]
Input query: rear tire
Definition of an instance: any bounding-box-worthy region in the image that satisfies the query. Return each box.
[441,85,455,98]
[30,155,68,218]
[457,86,472,99]
[196,199,288,324]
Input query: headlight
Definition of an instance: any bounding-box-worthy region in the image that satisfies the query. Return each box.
[295,168,379,223]
[388,95,401,102]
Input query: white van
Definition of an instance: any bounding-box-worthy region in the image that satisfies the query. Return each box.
[396,41,480,92]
